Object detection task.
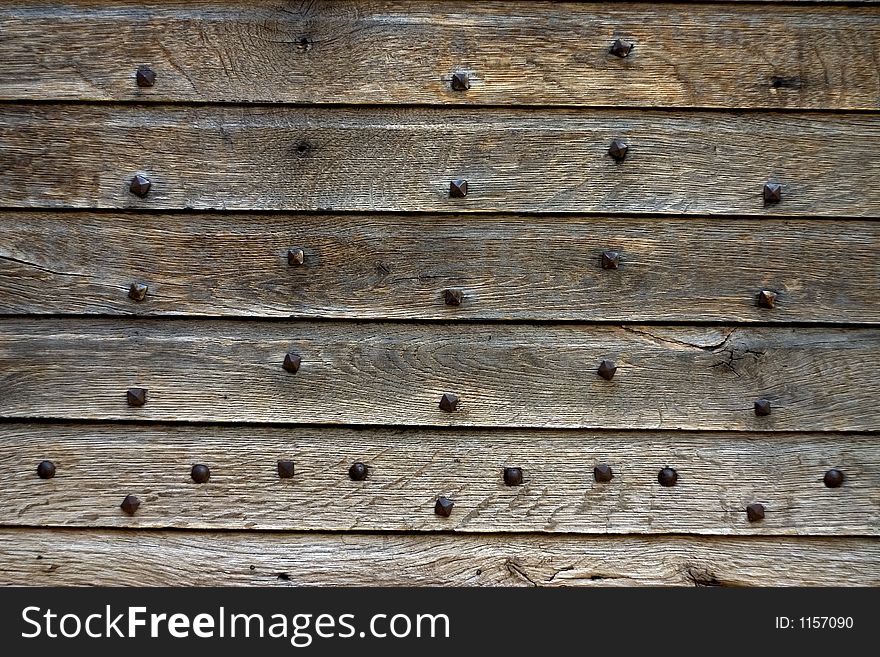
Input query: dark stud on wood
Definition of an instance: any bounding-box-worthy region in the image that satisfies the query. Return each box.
[277,460,295,479]
[451,72,470,91]
[597,359,617,381]
[287,248,305,266]
[348,461,368,481]
[439,392,460,412]
[37,460,56,480]
[763,182,782,203]
[283,353,302,374]
[128,282,148,302]
[593,464,614,483]
[449,179,468,198]
[658,467,678,487]
[609,39,634,58]
[601,250,620,269]
[126,387,147,407]
[503,467,523,486]
[607,140,628,162]
[434,496,454,517]
[823,468,844,488]
[746,503,765,522]
[191,464,211,484]
[129,174,151,198]
[757,290,777,309]
[754,398,771,416]
[120,494,141,515]
[135,66,156,88]
[443,288,464,306]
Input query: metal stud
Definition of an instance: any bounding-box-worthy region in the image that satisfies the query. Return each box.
[129,174,151,198]
[439,392,460,412]
[449,179,468,198]
[444,288,464,306]
[287,248,305,266]
[126,387,147,407]
[451,72,470,91]
[757,290,777,309]
[434,496,454,517]
[823,468,844,488]
[503,467,523,486]
[601,250,620,269]
[754,399,771,417]
[763,182,782,203]
[597,359,617,381]
[277,460,295,479]
[135,66,156,88]
[37,460,56,479]
[128,282,148,302]
[349,461,368,481]
[609,39,634,58]
[746,503,765,522]
[120,494,141,515]
[607,140,628,162]
[283,353,302,374]
[191,464,211,484]
[658,467,678,487]
[593,464,614,483]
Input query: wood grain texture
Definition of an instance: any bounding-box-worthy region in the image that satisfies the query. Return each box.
[1,528,877,586]
[2,212,878,322]
[2,105,879,216]
[1,423,876,534]
[0,320,877,430]
[1,1,879,109]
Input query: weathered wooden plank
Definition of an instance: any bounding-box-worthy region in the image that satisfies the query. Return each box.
[2,212,878,323]
[0,528,876,586]
[2,106,879,216]
[1,423,876,534]
[0,321,877,430]
[1,1,878,110]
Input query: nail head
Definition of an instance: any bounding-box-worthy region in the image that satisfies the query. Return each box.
[608,140,628,162]
[757,290,777,309]
[129,174,151,198]
[609,38,634,58]
[754,398,771,416]
[120,494,141,515]
[439,392,460,412]
[434,496,454,517]
[443,288,464,306]
[283,353,302,374]
[349,461,368,481]
[191,464,211,484]
[37,460,56,479]
[823,468,844,488]
[287,248,305,266]
[451,72,470,91]
[601,250,620,269]
[763,183,782,203]
[658,467,678,487]
[128,282,148,302]
[503,467,523,486]
[449,179,468,198]
[746,503,765,522]
[135,66,156,88]
[277,460,295,479]
[593,464,614,483]
[597,359,618,381]
[126,387,147,407]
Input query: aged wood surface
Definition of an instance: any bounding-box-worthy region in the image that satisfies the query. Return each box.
[2,2,878,109]
[2,105,879,216]
[1,424,876,534]
[1,212,878,323]
[0,528,877,586]
[0,320,877,430]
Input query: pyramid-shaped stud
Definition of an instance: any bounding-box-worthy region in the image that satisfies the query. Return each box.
[597,359,617,381]
[128,282,148,302]
[608,139,628,162]
[746,503,765,522]
[449,179,468,198]
[120,494,141,515]
[287,248,305,266]
[129,174,151,198]
[443,288,464,306]
[439,392,460,412]
[763,182,782,203]
[135,67,156,88]
[609,38,634,58]
[277,460,295,479]
[601,250,620,269]
[451,72,470,91]
[593,464,614,483]
[126,387,147,407]
[434,496,454,517]
[283,353,302,373]
[757,290,777,309]
[754,398,771,416]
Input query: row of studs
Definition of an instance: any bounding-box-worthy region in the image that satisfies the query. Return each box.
[33,459,846,522]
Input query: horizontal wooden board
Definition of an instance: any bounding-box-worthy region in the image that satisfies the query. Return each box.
[0,320,877,430]
[2,106,879,216]
[1,212,878,323]
[1,528,877,586]
[1,424,876,534]
[2,2,879,109]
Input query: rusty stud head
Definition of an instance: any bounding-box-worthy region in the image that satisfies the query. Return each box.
[658,467,678,487]
[449,179,468,198]
[287,248,305,266]
[757,290,777,309]
[443,288,464,306]
[283,353,302,374]
[601,250,620,269]
[120,494,141,515]
[277,460,295,479]
[593,464,614,483]
[129,174,151,198]
[434,496,454,517]
[746,503,765,522]
[597,359,617,381]
[823,468,844,488]
[439,392,460,412]
[37,460,56,479]
[126,387,147,407]
[135,66,156,88]
[451,72,470,91]
[128,282,148,302]
[503,467,523,486]
[763,183,782,203]
[754,398,771,416]
[608,140,628,162]
[348,461,368,481]
[609,39,634,58]
[191,464,210,484]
